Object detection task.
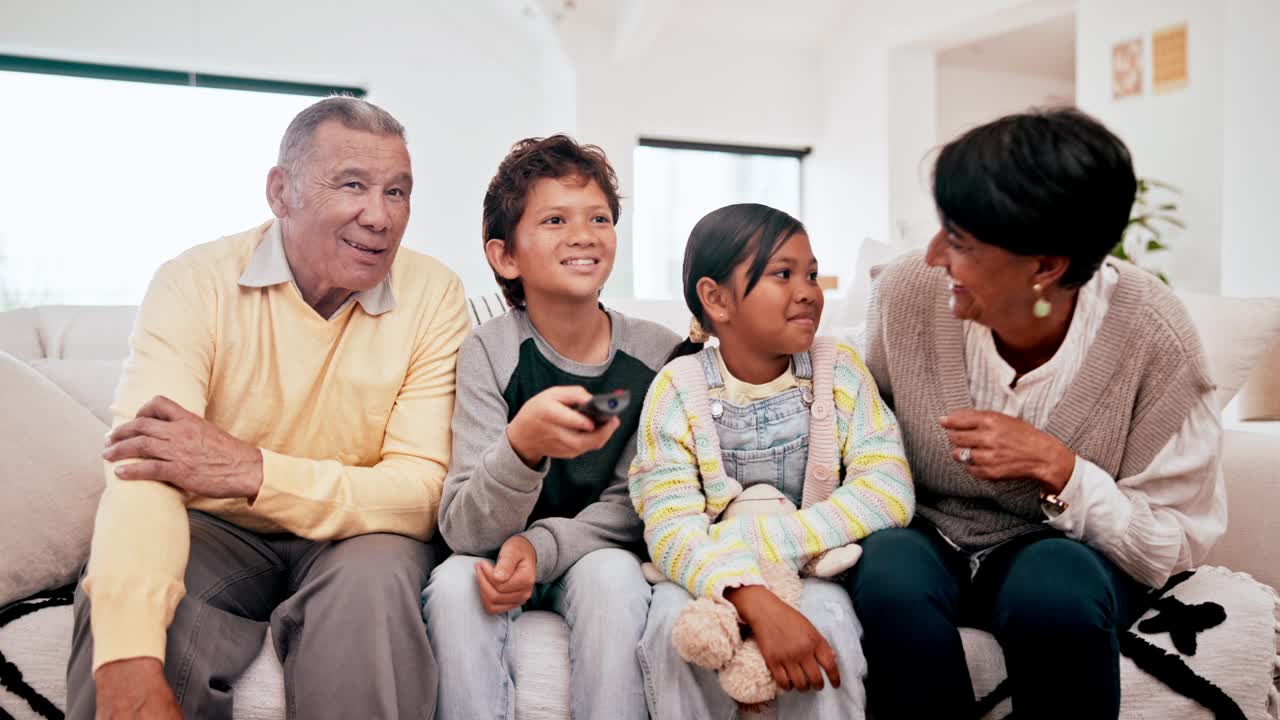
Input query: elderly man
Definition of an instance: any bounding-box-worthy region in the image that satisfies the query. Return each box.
[64,96,469,719]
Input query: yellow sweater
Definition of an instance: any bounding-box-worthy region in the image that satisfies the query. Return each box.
[84,221,469,671]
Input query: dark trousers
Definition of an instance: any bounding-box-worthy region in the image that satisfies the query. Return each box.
[845,522,1148,720]
[66,510,442,720]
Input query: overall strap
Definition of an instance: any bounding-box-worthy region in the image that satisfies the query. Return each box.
[698,346,726,390]
[666,350,736,518]
[801,337,839,509]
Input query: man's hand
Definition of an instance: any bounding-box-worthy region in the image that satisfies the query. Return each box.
[725,585,841,693]
[103,395,264,499]
[95,657,182,720]
[506,386,620,469]
[474,536,538,615]
[939,409,1076,493]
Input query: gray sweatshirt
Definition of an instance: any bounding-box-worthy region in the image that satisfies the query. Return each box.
[437,307,680,583]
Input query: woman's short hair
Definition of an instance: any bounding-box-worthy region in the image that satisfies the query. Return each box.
[932,107,1137,288]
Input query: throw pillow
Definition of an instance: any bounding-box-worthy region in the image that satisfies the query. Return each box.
[1237,344,1280,421]
[1177,293,1280,410]
[27,358,123,425]
[0,351,108,607]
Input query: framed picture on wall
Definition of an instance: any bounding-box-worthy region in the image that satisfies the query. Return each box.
[1112,37,1143,99]
[1153,23,1189,94]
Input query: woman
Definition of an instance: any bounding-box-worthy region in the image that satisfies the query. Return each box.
[846,108,1227,719]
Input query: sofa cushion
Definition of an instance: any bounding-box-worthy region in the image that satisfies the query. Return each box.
[1237,344,1280,421]
[0,307,42,361]
[0,591,74,720]
[1204,430,1280,592]
[1,602,573,720]
[0,352,107,608]
[1178,293,1280,410]
[512,610,571,720]
[32,306,136,361]
[960,566,1280,720]
[27,359,123,425]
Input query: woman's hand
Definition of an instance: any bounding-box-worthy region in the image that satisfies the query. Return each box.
[939,409,1075,493]
[724,585,841,693]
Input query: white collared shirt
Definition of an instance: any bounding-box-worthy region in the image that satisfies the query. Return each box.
[962,263,1228,588]
[238,220,396,320]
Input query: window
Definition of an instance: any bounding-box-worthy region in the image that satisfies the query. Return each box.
[632,138,808,300]
[0,55,363,309]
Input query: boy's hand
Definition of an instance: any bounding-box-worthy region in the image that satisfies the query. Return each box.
[475,535,538,615]
[507,386,621,469]
[725,585,841,693]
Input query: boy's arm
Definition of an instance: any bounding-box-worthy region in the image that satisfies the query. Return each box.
[629,370,766,600]
[437,333,547,556]
[519,444,642,584]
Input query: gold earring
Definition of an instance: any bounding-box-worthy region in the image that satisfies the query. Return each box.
[1032,283,1052,319]
[688,316,709,343]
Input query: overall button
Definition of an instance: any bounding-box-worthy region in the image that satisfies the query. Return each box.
[710,400,724,419]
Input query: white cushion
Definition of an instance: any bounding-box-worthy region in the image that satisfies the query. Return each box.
[1238,344,1280,421]
[957,566,1280,720]
[230,630,285,720]
[1177,293,1280,410]
[512,610,571,720]
[1,604,574,720]
[1205,430,1280,592]
[0,597,73,720]
[0,307,42,361]
[0,352,107,607]
[27,359,123,425]
[32,306,136,361]
[1118,567,1279,720]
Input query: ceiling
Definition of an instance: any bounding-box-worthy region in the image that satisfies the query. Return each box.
[936,13,1076,82]
[533,0,851,63]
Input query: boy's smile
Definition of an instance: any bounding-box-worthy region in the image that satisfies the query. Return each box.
[500,175,617,304]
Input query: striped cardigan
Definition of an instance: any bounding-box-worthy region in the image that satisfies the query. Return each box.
[629,338,915,600]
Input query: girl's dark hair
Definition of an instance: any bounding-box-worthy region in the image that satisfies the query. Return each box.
[934,107,1137,288]
[668,203,806,361]
[482,135,622,308]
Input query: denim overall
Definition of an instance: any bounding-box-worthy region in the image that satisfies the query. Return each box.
[637,345,868,719]
[698,347,815,506]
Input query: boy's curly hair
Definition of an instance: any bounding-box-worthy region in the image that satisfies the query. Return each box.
[482,135,622,308]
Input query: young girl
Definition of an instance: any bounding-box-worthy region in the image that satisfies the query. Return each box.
[629,203,915,719]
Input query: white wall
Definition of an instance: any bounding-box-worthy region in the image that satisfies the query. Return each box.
[807,0,1075,294]
[0,0,576,295]
[575,46,824,297]
[1221,0,1280,298]
[1075,0,1225,293]
[936,66,1075,145]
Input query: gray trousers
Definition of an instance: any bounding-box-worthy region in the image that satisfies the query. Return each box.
[65,510,440,720]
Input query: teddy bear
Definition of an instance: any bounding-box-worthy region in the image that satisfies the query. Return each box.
[639,483,862,708]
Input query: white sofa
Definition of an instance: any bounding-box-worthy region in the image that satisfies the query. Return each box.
[1,297,1278,720]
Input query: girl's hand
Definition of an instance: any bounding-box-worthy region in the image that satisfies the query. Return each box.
[725,585,841,692]
[507,386,621,468]
[939,409,1075,493]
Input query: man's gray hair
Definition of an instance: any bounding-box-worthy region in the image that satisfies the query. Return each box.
[277,95,406,175]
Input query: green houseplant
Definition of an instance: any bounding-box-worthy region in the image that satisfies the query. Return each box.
[1111,177,1182,284]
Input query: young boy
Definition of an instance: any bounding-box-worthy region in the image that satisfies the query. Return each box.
[423,135,680,720]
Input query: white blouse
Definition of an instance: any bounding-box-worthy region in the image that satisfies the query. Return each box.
[962,264,1228,587]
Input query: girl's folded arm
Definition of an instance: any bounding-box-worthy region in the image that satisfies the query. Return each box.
[629,370,766,599]
[744,346,915,567]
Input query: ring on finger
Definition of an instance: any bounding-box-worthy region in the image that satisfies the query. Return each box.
[957,447,973,465]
